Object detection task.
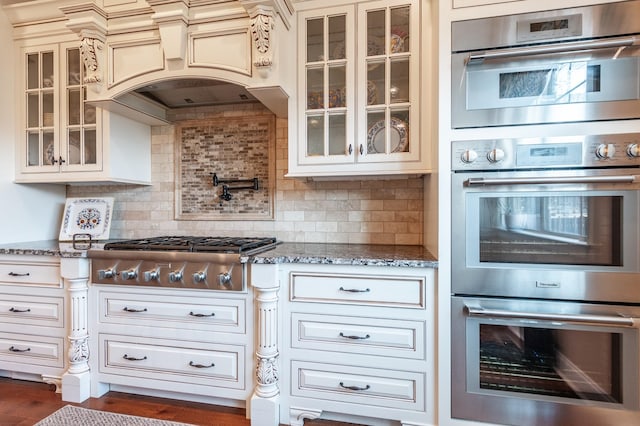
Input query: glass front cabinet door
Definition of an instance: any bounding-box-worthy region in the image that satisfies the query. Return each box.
[21,42,101,178]
[290,0,428,177]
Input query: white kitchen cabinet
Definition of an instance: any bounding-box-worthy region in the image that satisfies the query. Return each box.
[89,285,254,404]
[0,255,66,389]
[288,0,430,177]
[452,0,523,7]
[280,264,435,426]
[15,39,151,185]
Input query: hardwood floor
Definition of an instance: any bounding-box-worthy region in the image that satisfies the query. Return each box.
[0,377,358,426]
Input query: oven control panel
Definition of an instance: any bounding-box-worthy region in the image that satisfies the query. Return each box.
[452,133,640,171]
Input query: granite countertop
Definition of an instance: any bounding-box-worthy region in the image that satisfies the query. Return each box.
[0,240,438,268]
[0,240,95,258]
[247,242,438,268]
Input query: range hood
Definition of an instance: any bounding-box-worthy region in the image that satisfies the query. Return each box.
[132,79,258,109]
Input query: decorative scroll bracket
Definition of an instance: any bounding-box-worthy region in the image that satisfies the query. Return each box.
[60,3,107,92]
[248,5,275,72]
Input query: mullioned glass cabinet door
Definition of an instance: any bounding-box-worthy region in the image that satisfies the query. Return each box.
[23,43,100,174]
[358,0,417,162]
[64,46,98,169]
[298,6,356,166]
[25,49,56,169]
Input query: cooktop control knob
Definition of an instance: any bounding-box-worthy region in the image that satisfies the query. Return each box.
[487,148,505,163]
[627,143,640,158]
[143,269,160,282]
[120,269,137,280]
[193,271,207,283]
[219,272,232,287]
[98,268,116,280]
[460,149,478,164]
[595,143,616,159]
[168,270,183,283]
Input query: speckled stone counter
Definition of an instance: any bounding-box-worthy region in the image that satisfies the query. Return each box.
[0,240,99,258]
[0,240,438,268]
[247,242,438,268]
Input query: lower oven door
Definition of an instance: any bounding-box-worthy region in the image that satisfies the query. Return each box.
[452,296,640,426]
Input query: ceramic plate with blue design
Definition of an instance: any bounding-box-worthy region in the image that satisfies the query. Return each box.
[59,197,114,241]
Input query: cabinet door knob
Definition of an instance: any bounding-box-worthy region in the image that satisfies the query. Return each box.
[359,144,364,155]
[348,144,353,155]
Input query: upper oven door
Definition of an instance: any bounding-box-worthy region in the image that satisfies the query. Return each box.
[451,37,640,128]
[451,168,640,302]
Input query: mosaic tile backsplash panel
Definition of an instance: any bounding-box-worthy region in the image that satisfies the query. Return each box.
[67,103,424,245]
[176,116,274,219]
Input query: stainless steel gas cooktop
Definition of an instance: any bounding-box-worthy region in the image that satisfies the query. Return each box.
[88,236,278,291]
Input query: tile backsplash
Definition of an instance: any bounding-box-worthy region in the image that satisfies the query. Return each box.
[175,115,274,220]
[67,103,423,245]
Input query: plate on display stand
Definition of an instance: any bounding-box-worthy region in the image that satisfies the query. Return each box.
[59,197,114,241]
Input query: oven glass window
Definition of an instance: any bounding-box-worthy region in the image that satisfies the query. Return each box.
[499,64,601,100]
[478,195,622,266]
[479,324,621,403]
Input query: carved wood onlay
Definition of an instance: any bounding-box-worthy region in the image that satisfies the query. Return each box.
[248,6,274,70]
[61,4,107,89]
[65,277,90,374]
[42,375,63,394]
[80,37,104,84]
[253,284,280,398]
[289,407,323,426]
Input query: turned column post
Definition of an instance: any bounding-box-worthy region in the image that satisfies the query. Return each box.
[60,257,91,403]
[250,263,280,426]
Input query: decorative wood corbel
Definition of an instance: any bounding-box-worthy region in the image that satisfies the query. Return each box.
[80,36,104,84]
[249,6,275,69]
[60,3,107,91]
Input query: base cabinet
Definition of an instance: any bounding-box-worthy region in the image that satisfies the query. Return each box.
[0,255,65,389]
[89,285,253,406]
[279,264,435,426]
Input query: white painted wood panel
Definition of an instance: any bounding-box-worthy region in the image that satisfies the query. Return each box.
[109,40,164,87]
[293,360,425,411]
[292,312,425,359]
[190,30,251,75]
[290,271,425,308]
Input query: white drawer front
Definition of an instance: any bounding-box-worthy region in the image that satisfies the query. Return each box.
[292,313,425,359]
[0,332,64,367]
[0,295,63,328]
[99,334,244,389]
[98,290,244,333]
[290,272,425,308]
[292,361,425,411]
[0,260,60,287]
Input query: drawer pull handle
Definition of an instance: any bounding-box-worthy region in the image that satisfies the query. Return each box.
[339,382,370,391]
[123,354,147,361]
[339,332,371,340]
[8,272,30,277]
[9,307,31,313]
[338,287,370,293]
[123,307,148,313]
[189,312,215,318]
[9,346,31,353]
[189,361,215,368]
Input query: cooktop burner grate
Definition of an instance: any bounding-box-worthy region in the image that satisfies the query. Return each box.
[103,236,278,253]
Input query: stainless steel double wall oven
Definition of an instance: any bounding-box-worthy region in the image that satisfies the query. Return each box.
[451,2,640,423]
[451,133,640,425]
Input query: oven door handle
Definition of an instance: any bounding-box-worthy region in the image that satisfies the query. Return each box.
[466,305,635,327]
[467,36,638,64]
[466,175,637,186]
